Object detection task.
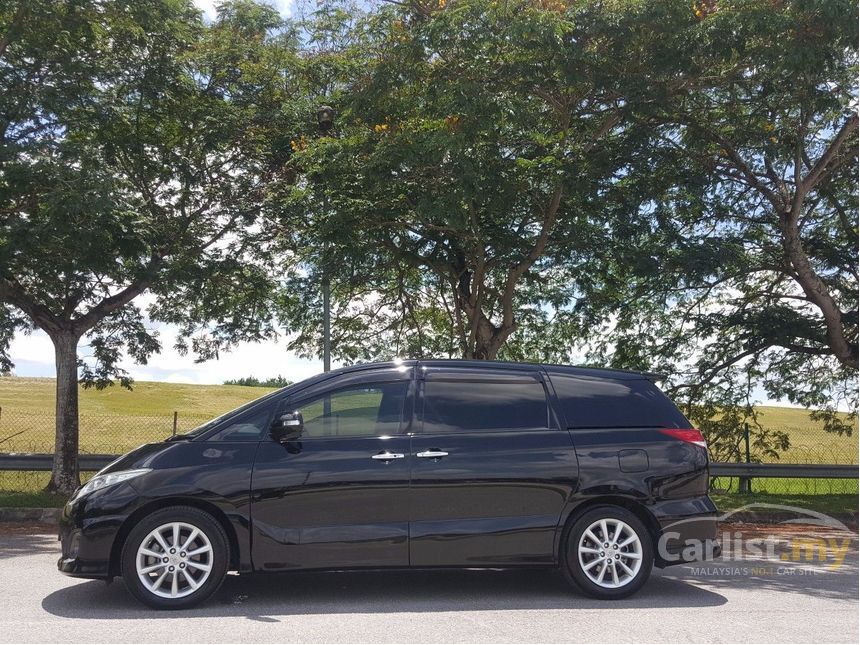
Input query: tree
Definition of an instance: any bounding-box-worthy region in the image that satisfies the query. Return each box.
[278,0,856,459]
[577,0,858,445]
[279,0,638,362]
[0,0,289,493]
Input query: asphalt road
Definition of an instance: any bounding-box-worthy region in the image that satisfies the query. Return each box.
[0,525,857,643]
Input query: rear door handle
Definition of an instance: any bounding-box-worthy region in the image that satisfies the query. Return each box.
[416,450,449,459]
[372,451,405,461]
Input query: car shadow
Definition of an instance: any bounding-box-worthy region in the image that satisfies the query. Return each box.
[42,568,727,620]
[666,554,859,602]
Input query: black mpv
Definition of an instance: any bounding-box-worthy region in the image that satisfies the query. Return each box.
[58,360,720,608]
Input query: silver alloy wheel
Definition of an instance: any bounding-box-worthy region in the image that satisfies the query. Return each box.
[577,518,643,589]
[135,521,213,599]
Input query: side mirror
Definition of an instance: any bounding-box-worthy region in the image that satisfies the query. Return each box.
[271,410,303,443]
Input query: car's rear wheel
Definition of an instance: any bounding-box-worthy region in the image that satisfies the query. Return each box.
[561,505,653,599]
[121,506,229,609]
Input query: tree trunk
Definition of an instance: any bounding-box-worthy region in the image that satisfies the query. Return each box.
[467,312,514,360]
[45,330,81,495]
[781,211,859,369]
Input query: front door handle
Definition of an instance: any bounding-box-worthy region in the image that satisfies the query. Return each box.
[372,451,405,461]
[416,450,449,459]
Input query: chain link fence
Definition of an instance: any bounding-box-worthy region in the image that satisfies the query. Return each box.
[0,408,211,455]
[706,422,858,495]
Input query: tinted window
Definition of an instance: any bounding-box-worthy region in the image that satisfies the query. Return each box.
[207,402,274,441]
[290,381,407,438]
[549,374,689,429]
[422,379,549,432]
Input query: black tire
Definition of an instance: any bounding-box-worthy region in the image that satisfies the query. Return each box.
[120,506,229,609]
[561,505,653,600]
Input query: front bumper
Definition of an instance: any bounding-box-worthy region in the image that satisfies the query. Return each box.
[57,484,138,580]
[57,526,111,579]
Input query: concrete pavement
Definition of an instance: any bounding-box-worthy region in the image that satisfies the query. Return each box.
[0,526,857,643]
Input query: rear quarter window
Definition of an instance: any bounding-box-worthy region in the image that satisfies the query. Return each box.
[549,374,690,429]
[421,378,549,432]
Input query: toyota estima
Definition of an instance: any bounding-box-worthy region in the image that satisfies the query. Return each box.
[59,360,719,608]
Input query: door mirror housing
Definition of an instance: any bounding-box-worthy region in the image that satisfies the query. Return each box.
[271,410,304,443]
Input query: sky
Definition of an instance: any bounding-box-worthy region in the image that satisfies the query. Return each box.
[8,312,328,386]
[8,299,801,407]
[193,0,295,21]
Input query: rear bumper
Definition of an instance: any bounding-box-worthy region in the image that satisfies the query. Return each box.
[650,495,721,567]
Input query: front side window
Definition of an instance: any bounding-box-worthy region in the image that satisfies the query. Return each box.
[421,379,549,433]
[289,381,407,438]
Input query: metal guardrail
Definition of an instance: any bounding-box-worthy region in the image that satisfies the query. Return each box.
[0,453,117,471]
[709,462,858,479]
[0,453,857,478]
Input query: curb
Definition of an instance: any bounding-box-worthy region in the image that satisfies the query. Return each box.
[720,510,858,529]
[0,507,61,523]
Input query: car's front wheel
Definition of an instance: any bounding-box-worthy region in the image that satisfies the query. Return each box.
[121,506,229,609]
[561,505,653,599]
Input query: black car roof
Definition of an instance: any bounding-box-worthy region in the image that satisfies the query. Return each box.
[322,359,659,381]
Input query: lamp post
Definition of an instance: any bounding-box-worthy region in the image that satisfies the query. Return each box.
[316,106,335,372]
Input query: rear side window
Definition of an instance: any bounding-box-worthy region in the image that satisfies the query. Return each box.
[421,379,549,433]
[549,374,689,429]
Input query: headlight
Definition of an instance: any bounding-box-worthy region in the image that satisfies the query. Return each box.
[74,468,151,500]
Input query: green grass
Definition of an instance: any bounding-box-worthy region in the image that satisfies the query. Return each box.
[711,492,858,518]
[711,476,858,496]
[742,406,858,464]
[0,376,276,416]
[0,376,856,505]
[0,471,96,507]
[0,377,277,453]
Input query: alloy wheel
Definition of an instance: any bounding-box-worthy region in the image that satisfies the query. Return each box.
[135,521,213,599]
[576,518,643,589]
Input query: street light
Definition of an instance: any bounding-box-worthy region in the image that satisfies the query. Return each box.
[316,105,335,372]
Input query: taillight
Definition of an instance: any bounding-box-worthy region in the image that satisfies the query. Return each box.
[659,428,707,448]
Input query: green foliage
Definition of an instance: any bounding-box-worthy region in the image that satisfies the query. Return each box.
[0,0,288,380]
[222,375,294,387]
[0,0,297,491]
[576,0,858,448]
[274,0,857,462]
[278,0,639,362]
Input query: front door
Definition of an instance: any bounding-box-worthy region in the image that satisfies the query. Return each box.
[409,366,578,566]
[251,367,413,570]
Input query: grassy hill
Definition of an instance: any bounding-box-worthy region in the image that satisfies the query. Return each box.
[0,377,278,453]
[0,376,277,417]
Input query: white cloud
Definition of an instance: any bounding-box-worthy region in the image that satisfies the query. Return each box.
[9,322,329,386]
[6,288,330,385]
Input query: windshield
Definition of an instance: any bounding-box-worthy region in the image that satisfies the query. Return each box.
[180,368,343,439]
[182,388,286,438]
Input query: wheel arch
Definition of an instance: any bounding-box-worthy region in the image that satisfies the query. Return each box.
[555,495,663,565]
[109,497,241,577]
